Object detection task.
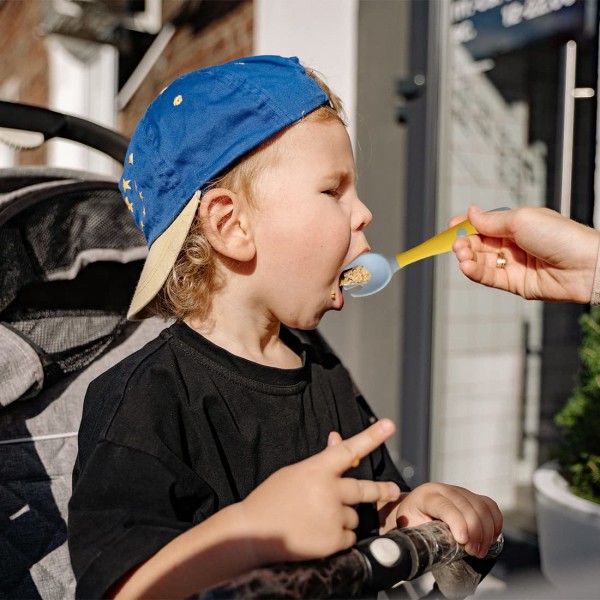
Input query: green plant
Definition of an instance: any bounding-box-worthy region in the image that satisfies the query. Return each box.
[554,305,600,505]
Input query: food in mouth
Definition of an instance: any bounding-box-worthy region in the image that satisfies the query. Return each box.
[339,265,371,286]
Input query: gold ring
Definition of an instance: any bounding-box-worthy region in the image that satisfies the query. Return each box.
[496,252,507,269]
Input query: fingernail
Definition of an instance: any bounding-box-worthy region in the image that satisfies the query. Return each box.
[468,543,480,556]
[378,419,394,434]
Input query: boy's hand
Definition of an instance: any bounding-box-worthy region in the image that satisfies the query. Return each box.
[383,482,503,559]
[239,419,401,565]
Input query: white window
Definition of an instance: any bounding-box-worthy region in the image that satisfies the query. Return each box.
[47,36,118,175]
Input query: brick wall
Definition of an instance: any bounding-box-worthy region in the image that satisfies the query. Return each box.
[0,0,49,165]
[119,1,254,137]
[0,0,254,164]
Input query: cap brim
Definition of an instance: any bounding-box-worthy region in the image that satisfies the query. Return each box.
[127,191,201,320]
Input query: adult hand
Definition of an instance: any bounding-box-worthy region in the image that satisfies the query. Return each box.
[240,419,401,564]
[450,205,600,303]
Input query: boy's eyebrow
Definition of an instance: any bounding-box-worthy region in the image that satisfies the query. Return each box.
[325,168,356,186]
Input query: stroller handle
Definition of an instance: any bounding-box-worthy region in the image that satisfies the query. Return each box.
[0,100,128,164]
[198,520,504,599]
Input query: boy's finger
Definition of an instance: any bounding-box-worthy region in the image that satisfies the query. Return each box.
[320,419,395,474]
[340,478,401,505]
[482,495,504,539]
[327,431,343,447]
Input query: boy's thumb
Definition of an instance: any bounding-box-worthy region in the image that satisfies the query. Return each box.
[327,431,343,448]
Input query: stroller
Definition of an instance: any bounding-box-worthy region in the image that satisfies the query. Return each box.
[0,101,168,598]
[0,101,501,600]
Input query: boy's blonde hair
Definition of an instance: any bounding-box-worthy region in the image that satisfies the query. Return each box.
[150,68,346,321]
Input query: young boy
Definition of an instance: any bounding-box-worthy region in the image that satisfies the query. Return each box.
[68,55,502,599]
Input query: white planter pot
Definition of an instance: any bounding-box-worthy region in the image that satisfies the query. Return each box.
[533,461,600,597]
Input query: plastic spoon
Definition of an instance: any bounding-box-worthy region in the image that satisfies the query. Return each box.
[342,218,479,298]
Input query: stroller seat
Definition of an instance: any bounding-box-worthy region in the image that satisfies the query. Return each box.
[0,166,166,598]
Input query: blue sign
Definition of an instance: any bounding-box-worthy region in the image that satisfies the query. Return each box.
[452,0,586,59]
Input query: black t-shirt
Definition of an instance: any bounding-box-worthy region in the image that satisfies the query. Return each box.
[68,322,407,598]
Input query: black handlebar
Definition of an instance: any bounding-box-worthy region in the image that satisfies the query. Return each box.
[198,521,504,599]
[0,100,129,164]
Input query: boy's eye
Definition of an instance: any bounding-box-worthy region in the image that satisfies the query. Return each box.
[323,189,340,198]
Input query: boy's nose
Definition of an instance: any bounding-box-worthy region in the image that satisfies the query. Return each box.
[353,197,373,231]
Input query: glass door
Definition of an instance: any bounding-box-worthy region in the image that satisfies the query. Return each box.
[431,0,598,532]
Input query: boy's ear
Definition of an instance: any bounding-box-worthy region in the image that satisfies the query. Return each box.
[199,187,256,262]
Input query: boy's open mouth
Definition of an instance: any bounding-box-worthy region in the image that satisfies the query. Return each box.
[339,265,372,287]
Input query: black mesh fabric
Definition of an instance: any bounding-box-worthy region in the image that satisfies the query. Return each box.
[3,310,126,387]
[1,183,145,311]
[0,178,147,399]
[7,311,122,355]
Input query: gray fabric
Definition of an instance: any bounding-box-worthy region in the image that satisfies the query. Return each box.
[0,318,169,600]
[0,324,44,407]
[0,166,118,186]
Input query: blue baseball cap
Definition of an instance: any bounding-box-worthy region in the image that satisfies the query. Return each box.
[120,55,330,319]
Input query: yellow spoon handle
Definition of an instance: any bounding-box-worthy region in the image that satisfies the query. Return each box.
[394,219,478,269]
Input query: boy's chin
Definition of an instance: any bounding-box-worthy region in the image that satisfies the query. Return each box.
[282,312,327,332]
[280,294,344,330]
[282,318,321,331]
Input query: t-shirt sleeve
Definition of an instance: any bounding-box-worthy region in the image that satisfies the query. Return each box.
[69,442,204,598]
[68,357,217,599]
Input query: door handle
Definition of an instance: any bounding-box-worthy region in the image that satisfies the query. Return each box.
[558,40,595,218]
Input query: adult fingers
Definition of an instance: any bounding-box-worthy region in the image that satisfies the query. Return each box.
[453,231,504,256]
[448,213,467,228]
[457,243,525,294]
[466,204,518,238]
[451,205,516,241]
[319,419,396,475]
